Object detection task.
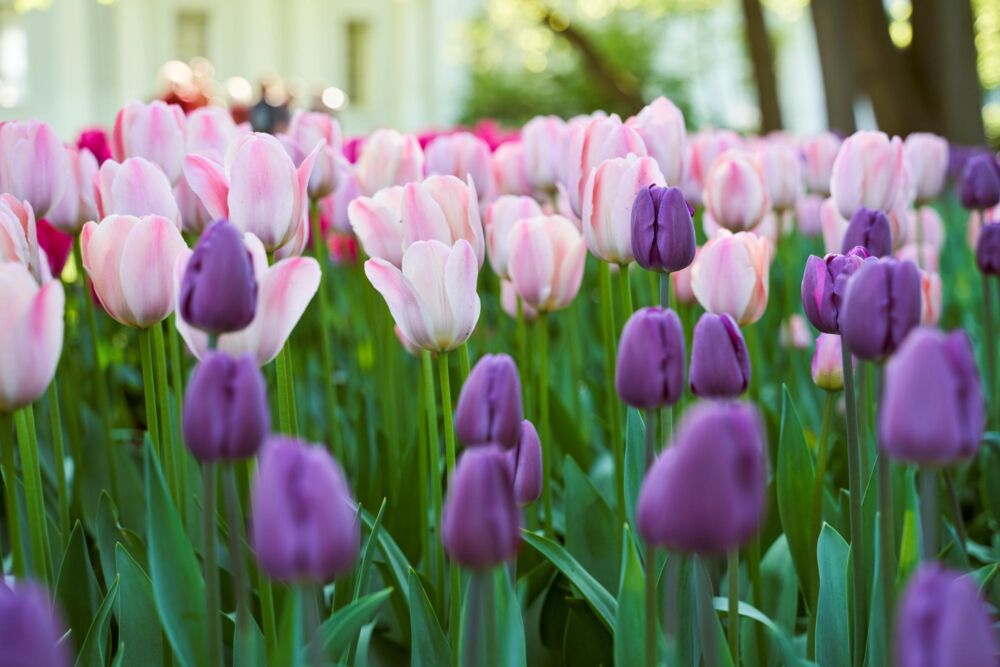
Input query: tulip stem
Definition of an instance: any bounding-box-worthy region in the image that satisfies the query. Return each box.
[437,352,462,648]
[303,584,323,667]
[1,411,25,577]
[46,379,69,542]
[15,407,50,582]
[840,338,866,667]
[877,452,896,666]
[421,351,445,610]
[275,346,291,434]
[308,200,343,459]
[943,470,970,563]
[727,550,739,666]
[697,557,719,667]
[152,323,181,511]
[516,297,532,415]
[983,274,997,427]
[416,365,430,578]
[139,329,161,456]
[598,262,623,554]
[537,313,553,537]
[919,469,938,560]
[644,409,657,667]
[223,466,251,651]
[458,344,471,385]
[812,393,834,542]
[202,462,223,667]
[168,318,189,526]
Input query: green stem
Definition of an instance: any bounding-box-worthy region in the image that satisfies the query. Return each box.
[458,343,471,384]
[598,262,623,554]
[421,351,444,604]
[152,323,180,509]
[47,380,69,541]
[877,453,896,666]
[983,274,997,428]
[437,353,461,649]
[697,557,719,667]
[416,367,430,575]
[139,329,161,456]
[285,340,300,436]
[728,551,739,666]
[809,391,835,659]
[537,314,553,536]
[840,338,866,667]
[748,537,765,667]
[244,460,277,656]
[15,407,50,582]
[202,463,223,667]
[309,202,342,459]
[943,469,970,563]
[1,411,25,577]
[516,296,531,415]
[644,409,657,667]
[168,319,188,526]
[304,584,322,667]
[223,466,250,651]
[274,344,292,435]
[920,469,938,561]
[618,264,634,325]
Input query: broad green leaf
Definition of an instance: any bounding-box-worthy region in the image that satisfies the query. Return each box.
[760,535,798,634]
[711,597,805,667]
[354,498,387,600]
[614,524,646,667]
[233,612,265,667]
[410,569,452,667]
[864,521,887,667]
[115,545,165,667]
[816,524,850,667]
[361,506,411,641]
[777,386,818,607]
[318,588,393,657]
[563,456,618,591]
[897,510,919,584]
[494,567,526,667]
[563,601,614,666]
[75,575,120,667]
[55,521,100,655]
[275,587,302,667]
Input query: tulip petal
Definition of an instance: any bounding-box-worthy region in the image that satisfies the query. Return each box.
[119,215,188,327]
[366,256,433,349]
[184,154,230,221]
[401,181,452,248]
[348,196,403,267]
[444,240,481,349]
[509,218,555,309]
[82,216,140,325]
[0,273,64,412]
[228,135,298,248]
[252,256,320,364]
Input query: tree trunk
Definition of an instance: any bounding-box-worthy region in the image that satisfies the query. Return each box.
[810,0,857,133]
[741,0,783,132]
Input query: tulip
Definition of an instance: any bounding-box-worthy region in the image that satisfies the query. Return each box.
[976,221,1000,275]
[36,220,73,278]
[841,207,892,257]
[77,126,111,164]
[112,100,186,184]
[689,312,750,399]
[321,158,362,234]
[0,120,72,218]
[636,401,767,554]
[801,132,841,195]
[896,243,939,273]
[879,328,984,465]
[812,333,845,391]
[626,96,687,185]
[46,146,100,235]
[425,131,495,203]
[830,131,905,219]
[441,445,521,569]
[756,142,802,211]
[454,353,524,449]
[184,132,317,252]
[96,157,181,227]
[0,581,70,667]
[839,257,922,360]
[183,352,269,462]
[508,420,542,506]
[960,153,1000,211]
[400,175,485,267]
[355,128,425,195]
[895,563,998,667]
[348,186,405,267]
[630,185,696,273]
[81,214,187,329]
[703,150,769,232]
[492,141,533,197]
[800,247,869,334]
[683,129,744,207]
[521,115,566,192]
[671,251,698,305]
[284,110,343,200]
[0,262,64,413]
[175,232,320,364]
[691,229,771,326]
[919,270,942,325]
[0,195,43,282]
[582,154,666,264]
[508,215,586,313]
[365,239,480,352]
[500,279,537,321]
[780,314,812,349]
[903,133,949,203]
[615,307,686,409]
[174,171,213,235]
[795,194,823,237]
[821,197,849,254]
[250,437,360,582]
[564,114,648,216]
[179,220,257,334]
[485,195,544,280]
[185,106,244,163]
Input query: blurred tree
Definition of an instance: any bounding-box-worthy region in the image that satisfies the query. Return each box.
[810,0,857,133]
[742,0,783,132]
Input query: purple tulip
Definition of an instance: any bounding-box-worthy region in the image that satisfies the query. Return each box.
[630,185,696,273]
[636,402,767,554]
[960,154,1000,211]
[454,354,523,449]
[441,446,521,569]
[879,328,985,465]
[182,352,270,462]
[250,438,360,582]
[507,420,542,506]
[895,562,998,667]
[615,307,686,409]
[841,207,892,258]
[0,581,70,667]
[976,222,1000,275]
[179,220,257,335]
[800,247,869,334]
[689,312,750,399]
[839,257,921,360]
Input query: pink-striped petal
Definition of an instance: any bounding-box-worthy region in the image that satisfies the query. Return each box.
[183,154,230,221]
[119,215,188,327]
[253,256,320,364]
[366,256,432,349]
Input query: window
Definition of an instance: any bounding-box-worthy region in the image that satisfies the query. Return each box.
[177,10,208,61]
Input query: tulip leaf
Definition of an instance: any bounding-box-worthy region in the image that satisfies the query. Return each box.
[75,575,120,667]
[760,535,799,634]
[816,523,850,667]
[563,456,618,591]
[494,566,527,667]
[624,408,645,533]
[318,587,393,657]
[409,569,452,667]
[55,521,101,655]
[233,613,266,667]
[361,506,411,641]
[777,385,818,607]
[521,529,617,629]
[115,544,165,667]
[710,596,806,667]
[614,524,646,667]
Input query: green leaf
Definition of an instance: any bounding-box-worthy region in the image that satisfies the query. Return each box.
[75,575,120,667]
[144,444,206,667]
[361,506,412,641]
[115,544,165,667]
[816,523,850,667]
[563,456,618,591]
[233,613,266,667]
[409,568,452,667]
[55,521,100,655]
[614,524,646,667]
[274,587,302,667]
[354,498,387,600]
[318,587,393,657]
[760,535,798,635]
[711,597,805,667]
[777,385,818,607]
[624,408,645,533]
[494,567,526,667]
[521,530,616,629]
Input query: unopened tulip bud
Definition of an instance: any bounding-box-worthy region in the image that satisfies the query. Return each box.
[841,207,892,257]
[780,314,812,349]
[811,333,845,391]
[703,150,769,231]
[795,194,823,237]
[180,221,257,334]
[485,195,544,280]
[0,581,70,667]
[800,247,870,334]
[508,420,542,506]
[356,128,425,195]
[691,230,771,325]
[839,257,921,360]
[521,115,566,192]
[960,154,1000,211]
[0,120,72,218]
[425,131,495,204]
[454,354,523,449]
[626,96,687,185]
[689,312,750,399]
[508,215,586,313]
[903,133,949,203]
[977,222,1000,275]
[830,131,905,219]
[630,185,696,273]
[112,100,186,183]
[756,142,802,211]
[615,307,685,409]
[801,133,841,195]
[582,154,665,265]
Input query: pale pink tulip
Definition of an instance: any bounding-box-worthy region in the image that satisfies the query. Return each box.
[356,128,425,195]
[919,270,942,325]
[0,195,42,282]
[795,194,824,237]
[112,100,186,184]
[703,209,779,250]
[671,248,698,305]
[394,325,422,356]
[348,186,405,267]
[492,142,533,197]
[321,158,362,234]
[820,197,849,254]
[703,150,769,232]
[830,131,905,219]
[365,239,480,352]
[903,132,949,203]
[682,129,743,206]
[801,132,841,195]
[80,214,188,328]
[500,278,538,321]
[521,115,566,192]
[582,154,665,264]
[0,120,72,218]
[274,208,310,261]
[282,110,343,200]
[425,131,495,204]
[400,175,485,266]
[906,205,945,248]
[485,195,544,280]
[564,114,647,216]
[175,232,320,364]
[756,142,802,211]
[811,333,844,392]
[897,242,939,272]
[691,229,771,325]
[46,146,99,234]
[508,214,586,313]
[0,262,64,412]
[96,157,181,227]
[780,314,811,349]
[627,96,686,185]
[185,106,244,163]
[183,132,317,252]
[174,171,212,235]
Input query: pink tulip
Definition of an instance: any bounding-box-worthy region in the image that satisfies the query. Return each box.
[0,262,64,412]
[703,209,779,249]
[906,205,945,248]
[273,207,310,261]
[903,132,949,203]
[896,243,939,272]
[485,195,544,280]
[425,132,495,204]
[175,232,320,365]
[183,132,317,252]
[320,158,362,234]
[283,110,343,200]
[703,150,769,232]
[80,214,188,328]
[919,270,942,325]
[46,146,99,234]
[830,130,905,219]
[780,314,811,349]
[683,129,743,207]
[564,114,647,216]
[820,197,849,254]
[691,229,771,325]
[174,172,212,235]
[112,100,186,184]
[0,120,72,218]
[582,154,665,264]
[348,186,405,267]
[185,106,244,163]
[500,278,538,321]
[96,157,181,227]
[356,128,425,195]
[801,132,841,195]
[795,194,823,237]
[755,142,801,211]
[811,333,844,392]
[521,115,566,192]
[508,214,586,312]
[626,96,687,185]
[365,239,480,352]
[0,195,43,282]
[400,175,485,266]
[492,142,533,197]
[671,248,698,304]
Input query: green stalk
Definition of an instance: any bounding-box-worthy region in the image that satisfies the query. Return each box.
[15,407,50,582]
[152,324,180,507]
[537,314,553,536]
[139,329,161,456]
[244,462,277,655]
[598,262,623,553]
[304,585,322,667]
[46,380,69,541]
[809,391,835,658]
[437,352,462,648]
[516,297,532,414]
[167,319,188,525]
[274,345,292,434]
[840,338,866,667]
[618,264,634,325]
[877,453,896,666]
[943,470,970,562]
[728,551,739,666]
[309,201,342,458]
[223,466,250,655]
[748,537,765,667]
[285,341,300,436]
[202,463,223,667]
[458,343,471,384]
[416,367,430,574]
[421,350,445,603]
[697,557,719,667]
[1,411,25,576]
[919,470,938,560]
[644,409,657,667]
[983,274,997,427]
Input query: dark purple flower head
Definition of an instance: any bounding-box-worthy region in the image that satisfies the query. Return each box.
[0,582,70,667]
[976,222,1000,276]
[841,207,892,258]
[800,246,870,334]
[839,257,921,360]
[441,445,521,569]
[506,420,542,506]
[250,438,359,582]
[879,328,985,465]
[689,312,750,398]
[615,307,686,409]
[454,353,523,449]
[895,562,998,667]
[180,220,257,335]
[183,352,270,462]
[631,185,696,273]
[636,402,767,554]
[960,153,1000,211]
